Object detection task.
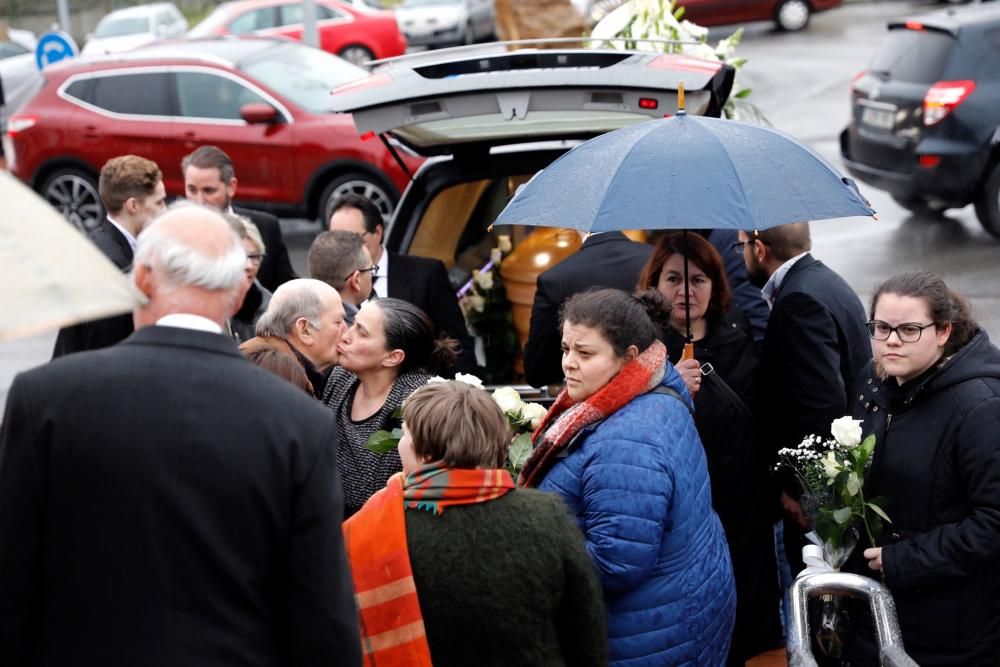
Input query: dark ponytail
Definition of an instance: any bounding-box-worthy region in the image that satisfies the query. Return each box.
[373,298,459,374]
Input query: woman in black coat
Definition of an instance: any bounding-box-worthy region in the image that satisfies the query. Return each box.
[846,271,1000,665]
[637,232,782,664]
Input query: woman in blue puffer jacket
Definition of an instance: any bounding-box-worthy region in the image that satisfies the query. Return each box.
[520,288,736,666]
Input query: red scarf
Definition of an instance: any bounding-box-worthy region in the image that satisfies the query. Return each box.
[518,340,667,488]
[343,465,516,665]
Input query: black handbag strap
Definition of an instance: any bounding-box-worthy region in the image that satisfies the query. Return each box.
[699,362,754,425]
[651,384,695,417]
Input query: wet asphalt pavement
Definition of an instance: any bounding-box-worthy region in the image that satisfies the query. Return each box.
[3,0,997,405]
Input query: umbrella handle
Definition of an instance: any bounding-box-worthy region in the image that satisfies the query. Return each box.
[681,342,695,361]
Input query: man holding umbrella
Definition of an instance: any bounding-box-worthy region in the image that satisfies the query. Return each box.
[738,222,871,571]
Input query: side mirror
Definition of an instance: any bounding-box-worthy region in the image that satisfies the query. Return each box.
[240,103,280,124]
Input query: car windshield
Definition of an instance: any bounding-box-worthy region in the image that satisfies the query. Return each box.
[94,16,152,38]
[239,42,367,113]
[403,0,459,6]
[0,42,28,59]
[869,27,952,84]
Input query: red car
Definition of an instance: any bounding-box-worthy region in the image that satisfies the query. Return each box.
[6,37,421,231]
[189,0,406,66]
[675,0,843,31]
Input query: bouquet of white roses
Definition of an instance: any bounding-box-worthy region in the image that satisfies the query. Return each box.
[777,416,891,571]
[366,374,546,478]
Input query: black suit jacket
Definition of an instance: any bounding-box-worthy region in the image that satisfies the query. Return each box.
[0,326,360,667]
[387,251,476,373]
[756,254,872,461]
[523,232,653,387]
[234,206,297,292]
[51,218,135,358]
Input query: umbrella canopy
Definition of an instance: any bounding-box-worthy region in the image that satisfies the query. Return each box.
[493,113,876,232]
[0,170,144,342]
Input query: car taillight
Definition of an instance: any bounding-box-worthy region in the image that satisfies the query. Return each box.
[924,80,976,126]
[6,114,39,136]
[849,70,865,95]
[332,72,393,96]
[648,54,721,75]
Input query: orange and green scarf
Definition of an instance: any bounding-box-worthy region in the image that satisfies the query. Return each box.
[343,464,515,666]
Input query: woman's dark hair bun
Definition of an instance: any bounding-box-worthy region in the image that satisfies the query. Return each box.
[634,288,673,340]
[430,335,460,374]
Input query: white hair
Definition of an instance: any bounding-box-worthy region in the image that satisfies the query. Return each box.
[256,279,336,337]
[134,206,247,291]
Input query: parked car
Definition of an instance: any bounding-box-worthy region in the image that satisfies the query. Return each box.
[574,0,841,31]
[82,2,188,55]
[7,36,421,231]
[840,4,1000,236]
[0,35,43,143]
[189,0,406,66]
[395,0,494,48]
[330,43,733,287]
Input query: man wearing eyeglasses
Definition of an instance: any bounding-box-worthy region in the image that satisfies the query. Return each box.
[307,230,377,327]
[736,222,871,574]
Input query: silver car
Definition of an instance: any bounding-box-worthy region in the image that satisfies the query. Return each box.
[82,2,188,55]
[395,0,494,48]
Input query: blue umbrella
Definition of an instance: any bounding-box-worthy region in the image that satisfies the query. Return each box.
[493,113,876,233]
[493,109,876,343]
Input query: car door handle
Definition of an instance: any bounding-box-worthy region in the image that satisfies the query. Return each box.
[83,125,99,140]
[182,130,200,145]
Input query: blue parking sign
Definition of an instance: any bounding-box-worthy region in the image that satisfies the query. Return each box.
[35,31,79,70]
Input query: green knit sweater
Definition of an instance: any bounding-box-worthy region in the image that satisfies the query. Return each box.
[405,488,607,667]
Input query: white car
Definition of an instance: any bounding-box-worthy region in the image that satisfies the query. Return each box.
[0,34,43,137]
[395,0,494,48]
[82,3,188,55]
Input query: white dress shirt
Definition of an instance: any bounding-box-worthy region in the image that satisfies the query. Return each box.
[372,246,390,300]
[760,251,809,310]
[156,313,223,334]
[106,215,138,254]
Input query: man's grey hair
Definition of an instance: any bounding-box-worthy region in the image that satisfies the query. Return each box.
[308,230,367,290]
[256,279,336,337]
[134,205,246,291]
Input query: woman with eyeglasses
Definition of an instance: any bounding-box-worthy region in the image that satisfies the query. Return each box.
[322,298,458,518]
[844,271,1000,665]
[226,214,271,343]
[636,232,782,664]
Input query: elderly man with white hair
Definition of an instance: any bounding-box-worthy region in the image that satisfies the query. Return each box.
[0,205,360,667]
[240,278,348,398]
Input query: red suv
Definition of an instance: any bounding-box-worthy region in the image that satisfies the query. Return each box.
[189,0,407,66]
[7,36,421,231]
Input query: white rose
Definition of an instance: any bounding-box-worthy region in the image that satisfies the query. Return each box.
[497,235,512,253]
[821,451,840,481]
[467,294,486,313]
[492,386,524,416]
[427,376,448,384]
[830,417,863,448]
[454,373,484,389]
[474,269,494,291]
[490,247,503,265]
[687,42,718,62]
[522,402,548,430]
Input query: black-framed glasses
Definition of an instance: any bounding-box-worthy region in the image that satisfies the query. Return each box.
[866,320,936,343]
[247,253,265,264]
[731,241,751,251]
[344,263,378,282]
[732,232,772,252]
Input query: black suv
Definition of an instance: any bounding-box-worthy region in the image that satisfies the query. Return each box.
[840,5,1000,236]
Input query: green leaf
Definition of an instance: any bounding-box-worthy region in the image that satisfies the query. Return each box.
[833,507,853,525]
[507,433,534,472]
[867,503,892,524]
[734,87,752,99]
[365,430,401,454]
[859,434,877,461]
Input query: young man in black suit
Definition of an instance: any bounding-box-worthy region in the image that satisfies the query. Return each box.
[0,205,360,667]
[523,231,653,388]
[52,155,167,358]
[738,222,871,571]
[328,193,476,373]
[182,145,296,292]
